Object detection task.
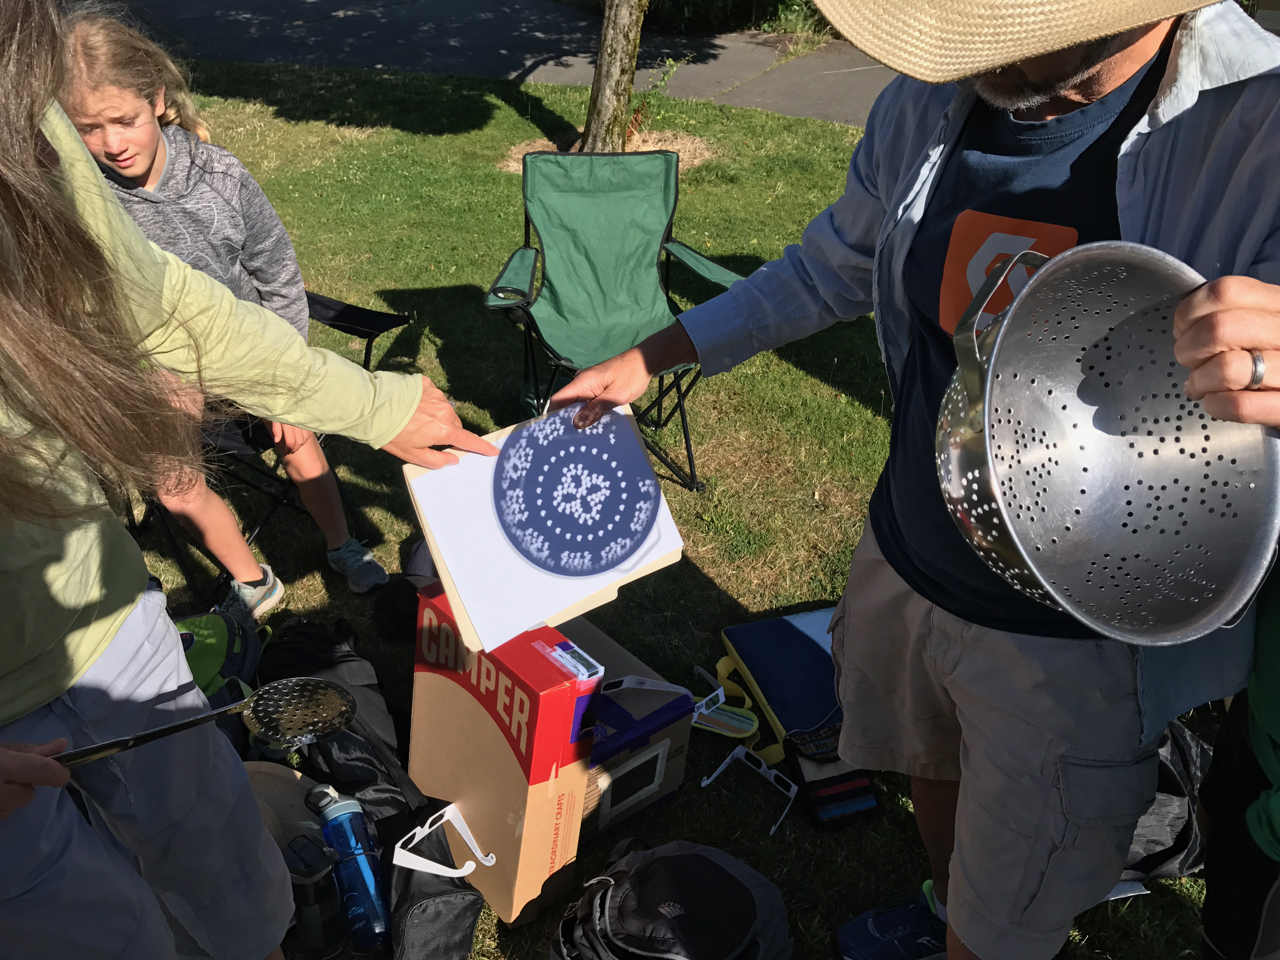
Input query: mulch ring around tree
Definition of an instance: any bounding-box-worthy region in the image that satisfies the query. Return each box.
[498,128,716,174]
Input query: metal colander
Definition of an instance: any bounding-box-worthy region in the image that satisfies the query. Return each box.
[936,241,1280,645]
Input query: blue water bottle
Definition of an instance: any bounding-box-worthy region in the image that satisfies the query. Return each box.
[304,784,389,951]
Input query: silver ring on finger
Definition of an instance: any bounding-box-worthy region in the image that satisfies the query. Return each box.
[1249,349,1267,391]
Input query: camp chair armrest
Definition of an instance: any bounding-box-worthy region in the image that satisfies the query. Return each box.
[305,291,411,371]
[664,241,744,291]
[486,246,540,309]
[307,292,410,338]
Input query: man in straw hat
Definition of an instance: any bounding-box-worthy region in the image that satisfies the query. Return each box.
[555,1,1280,957]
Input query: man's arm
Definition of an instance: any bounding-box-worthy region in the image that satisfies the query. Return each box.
[553,322,698,429]
[552,121,888,427]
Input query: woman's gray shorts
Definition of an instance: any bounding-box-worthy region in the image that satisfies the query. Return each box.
[0,586,292,960]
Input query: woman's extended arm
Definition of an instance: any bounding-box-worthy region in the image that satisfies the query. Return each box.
[42,102,492,463]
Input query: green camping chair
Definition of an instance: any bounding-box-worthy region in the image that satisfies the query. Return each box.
[485,150,743,492]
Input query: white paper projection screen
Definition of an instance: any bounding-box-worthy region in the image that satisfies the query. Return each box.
[407,404,684,651]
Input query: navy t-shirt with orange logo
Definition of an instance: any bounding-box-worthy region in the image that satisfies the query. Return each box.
[868,50,1166,637]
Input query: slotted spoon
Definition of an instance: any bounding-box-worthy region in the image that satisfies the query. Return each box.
[57,677,358,767]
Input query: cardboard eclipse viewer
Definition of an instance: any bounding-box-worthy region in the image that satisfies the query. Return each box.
[404,403,684,652]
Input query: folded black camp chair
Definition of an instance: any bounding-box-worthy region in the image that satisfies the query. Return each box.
[485,150,743,492]
[128,292,411,605]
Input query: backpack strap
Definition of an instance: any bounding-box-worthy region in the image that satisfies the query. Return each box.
[225,676,254,703]
[556,876,611,960]
[350,713,431,812]
[561,843,642,959]
[716,656,786,766]
[604,837,649,871]
[714,656,753,710]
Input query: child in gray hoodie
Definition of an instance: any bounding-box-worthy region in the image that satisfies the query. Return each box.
[60,12,389,618]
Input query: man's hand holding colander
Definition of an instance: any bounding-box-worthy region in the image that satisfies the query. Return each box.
[1176,275,1280,424]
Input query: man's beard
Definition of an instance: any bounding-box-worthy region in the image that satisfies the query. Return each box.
[970,30,1139,112]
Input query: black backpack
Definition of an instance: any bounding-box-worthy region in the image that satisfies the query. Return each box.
[256,617,484,960]
[174,610,266,756]
[552,840,792,960]
[1123,719,1213,881]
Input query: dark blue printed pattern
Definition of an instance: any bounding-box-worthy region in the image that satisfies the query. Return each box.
[493,406,660,576]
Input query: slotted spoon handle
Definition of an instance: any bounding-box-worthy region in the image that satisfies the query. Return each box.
[56,700,248,767]
[954,250,1050,407]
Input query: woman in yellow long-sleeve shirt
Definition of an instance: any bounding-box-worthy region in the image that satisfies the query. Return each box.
[0,3,495,957]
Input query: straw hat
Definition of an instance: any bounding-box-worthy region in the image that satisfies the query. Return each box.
[244,761,326,849]
[811,0,1215,83]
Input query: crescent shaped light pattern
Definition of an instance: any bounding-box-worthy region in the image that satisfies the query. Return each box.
[493,407,660,576]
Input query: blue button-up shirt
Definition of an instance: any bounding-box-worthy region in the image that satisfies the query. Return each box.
[678,1,1280,744]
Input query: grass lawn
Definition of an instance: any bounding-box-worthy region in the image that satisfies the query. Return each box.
[133,60,1211,958]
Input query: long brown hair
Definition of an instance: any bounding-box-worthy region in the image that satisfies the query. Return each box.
[0,0,200,520]
[61,3,210,142]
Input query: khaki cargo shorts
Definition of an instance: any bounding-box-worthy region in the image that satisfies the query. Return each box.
[830,529,1158,960]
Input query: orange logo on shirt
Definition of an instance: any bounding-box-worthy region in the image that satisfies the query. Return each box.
[937,210,1078,334]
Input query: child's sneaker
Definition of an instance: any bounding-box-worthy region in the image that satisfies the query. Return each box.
[837,886,947,960]
[327,538,390,594]
[217,563,284,624]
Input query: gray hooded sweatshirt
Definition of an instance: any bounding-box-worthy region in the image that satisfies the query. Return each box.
[102,123,309,339]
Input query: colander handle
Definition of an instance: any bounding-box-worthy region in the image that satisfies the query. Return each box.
[1224,542,1280,629]
[954,250,1050,406]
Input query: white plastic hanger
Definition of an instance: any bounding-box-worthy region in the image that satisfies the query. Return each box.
[392,803,496,877]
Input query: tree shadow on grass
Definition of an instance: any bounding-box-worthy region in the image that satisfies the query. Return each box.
[376,284,530,429]
[375,250,773,434]
[368,257,890,441]
[776,316,892,417]
[139,0,741,94]
[666,251,891,415]
[189,60,579,144]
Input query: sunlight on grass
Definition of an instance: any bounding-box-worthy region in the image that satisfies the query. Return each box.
[125,61,1216,959]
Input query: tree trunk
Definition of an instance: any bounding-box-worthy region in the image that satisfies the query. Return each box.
[580,0,649,153]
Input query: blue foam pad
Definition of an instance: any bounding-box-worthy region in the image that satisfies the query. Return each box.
[722,609,840,739]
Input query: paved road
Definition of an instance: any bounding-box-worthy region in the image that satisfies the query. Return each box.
[127,0,896,127]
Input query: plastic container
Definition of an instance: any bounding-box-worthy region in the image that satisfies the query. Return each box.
[282,835,346,959]
[305,784,390,951]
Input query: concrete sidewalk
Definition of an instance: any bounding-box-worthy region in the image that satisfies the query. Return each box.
[126,0,896,128]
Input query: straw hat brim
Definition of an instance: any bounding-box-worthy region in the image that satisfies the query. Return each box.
[811,0,1215,83]
[244,761,325,849]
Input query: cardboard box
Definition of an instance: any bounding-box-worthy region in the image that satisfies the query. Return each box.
[558,619,694,838]
[409,582,600,925]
